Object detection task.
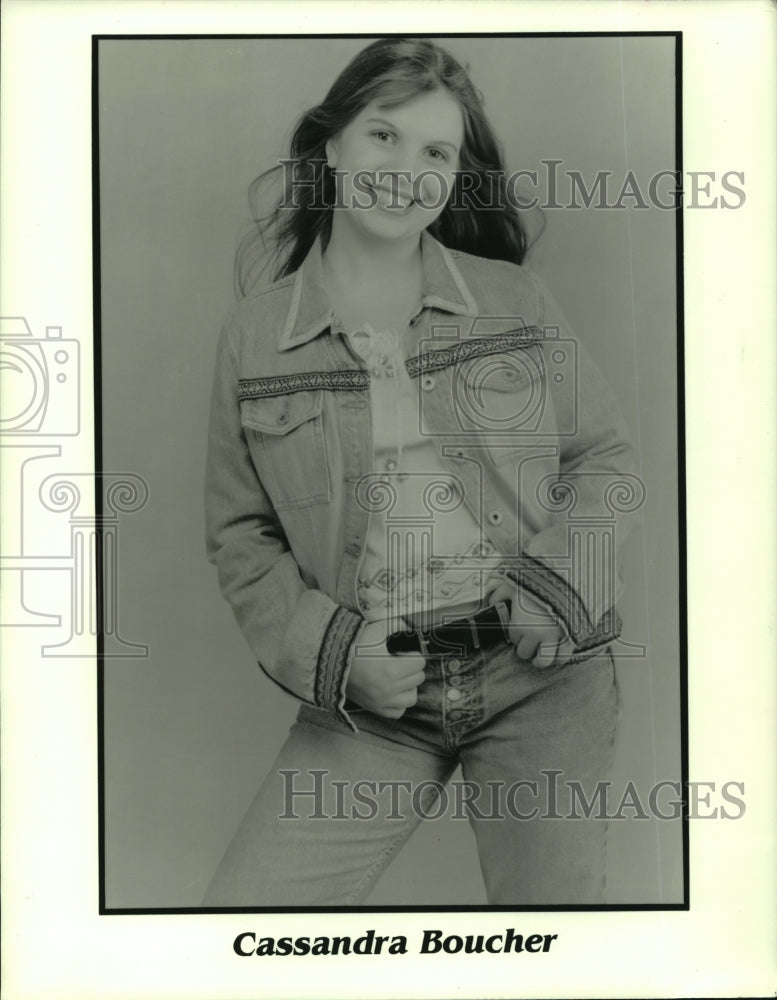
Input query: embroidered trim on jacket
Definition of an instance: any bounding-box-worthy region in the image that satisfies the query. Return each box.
[501,554,588,639]
[575,606,622,652]
[558,641,617,668]
[406,327,540,379]
[502,556,622,652]
[315,605,362,726]
[238,370,369,400]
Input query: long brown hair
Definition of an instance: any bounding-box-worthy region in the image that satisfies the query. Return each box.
[236,38,537,296]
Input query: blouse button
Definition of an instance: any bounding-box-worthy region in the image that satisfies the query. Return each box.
[421,375,436,391]
[487,510,503,525]
[385,458,398,472]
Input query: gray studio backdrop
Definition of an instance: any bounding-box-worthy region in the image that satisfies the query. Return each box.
[100,35,682,907]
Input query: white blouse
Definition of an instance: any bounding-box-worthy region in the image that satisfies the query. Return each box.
[346,323,504,629]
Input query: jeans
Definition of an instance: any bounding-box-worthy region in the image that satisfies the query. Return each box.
[203,642,619,907]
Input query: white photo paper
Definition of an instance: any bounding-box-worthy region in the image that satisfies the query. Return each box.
[1,2,775,998]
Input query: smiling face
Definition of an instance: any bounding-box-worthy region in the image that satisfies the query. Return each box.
[324,88,465,246]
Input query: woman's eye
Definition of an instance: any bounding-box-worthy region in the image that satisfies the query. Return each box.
[426,147,448,162]
[372,130,394,142]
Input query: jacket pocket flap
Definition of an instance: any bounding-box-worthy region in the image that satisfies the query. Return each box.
[457,348,544,392]
[240,390,323,435]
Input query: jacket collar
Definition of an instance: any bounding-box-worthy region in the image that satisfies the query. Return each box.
[276,230,479,352]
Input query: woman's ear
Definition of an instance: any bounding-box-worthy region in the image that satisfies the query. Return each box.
[325,137,338,169]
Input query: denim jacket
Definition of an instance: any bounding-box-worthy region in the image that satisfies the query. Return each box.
[205,231,638,731]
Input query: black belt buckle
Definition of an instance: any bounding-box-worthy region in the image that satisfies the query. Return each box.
[386,600,512,657]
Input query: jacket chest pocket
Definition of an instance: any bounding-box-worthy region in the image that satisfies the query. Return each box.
[240,390,331,510]
[453,348,552,465]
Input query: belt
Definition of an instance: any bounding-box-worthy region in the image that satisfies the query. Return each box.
[386,601,512,657]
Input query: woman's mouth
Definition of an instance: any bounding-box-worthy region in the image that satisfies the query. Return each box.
[371,184,414,212]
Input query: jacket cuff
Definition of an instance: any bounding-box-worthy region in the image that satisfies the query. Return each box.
[503,554,622,655]
[315,606,363,733]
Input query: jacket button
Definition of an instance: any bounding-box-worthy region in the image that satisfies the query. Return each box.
[385,458,398,472]
[487,510,503,525]
[277,411,289,425]
[421,375,435,391]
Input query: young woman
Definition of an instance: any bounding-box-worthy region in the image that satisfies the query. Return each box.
[203,37,635,906]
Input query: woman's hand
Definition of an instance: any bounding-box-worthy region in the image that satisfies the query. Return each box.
[490,581,565,668]
[345,618,426,719]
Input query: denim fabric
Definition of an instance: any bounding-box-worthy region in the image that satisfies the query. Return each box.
[204,232,637,730]
[202,643,619,907]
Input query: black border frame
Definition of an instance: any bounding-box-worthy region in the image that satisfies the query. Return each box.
[93,30,688,916]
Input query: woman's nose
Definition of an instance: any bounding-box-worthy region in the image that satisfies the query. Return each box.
[375,166,415,202]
